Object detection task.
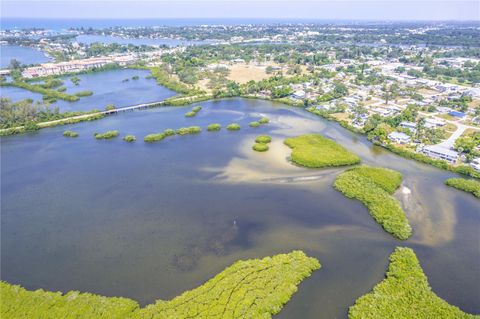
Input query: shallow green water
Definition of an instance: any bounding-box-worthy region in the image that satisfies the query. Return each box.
[1,98,479,318]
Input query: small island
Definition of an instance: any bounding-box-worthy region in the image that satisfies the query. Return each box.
[284,134,360,168]
[0,251,320,319]
[94,130,119,140]
[334,166,412,240]
[445,178,480,198]
[349,247,477,319]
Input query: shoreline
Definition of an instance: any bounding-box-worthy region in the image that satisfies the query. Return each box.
[1,93,479,180]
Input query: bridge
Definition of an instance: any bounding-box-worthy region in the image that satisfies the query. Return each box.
[102,100,167,114]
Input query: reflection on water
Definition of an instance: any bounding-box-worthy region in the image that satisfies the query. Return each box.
[1,98,479,317]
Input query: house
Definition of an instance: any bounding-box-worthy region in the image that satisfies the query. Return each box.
[471,158,480,172]
[373,108,393,117]
[292,90,306,99]
[399,121,417,133]
[388,132,411,144]
[425,118,445,128]
[448,111,466,118]
[420,145,459,163]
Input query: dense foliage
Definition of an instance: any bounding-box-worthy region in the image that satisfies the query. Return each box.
[253,143,269,152]
[1,251,320,319]
[255,135,272,144]
[94,130,119,140]
[176,126,202,135]
[123,135,136,142]
[349,247,478,319]
[445,178,480,198]
[63,130,78,138]
[284,134,360,168]
[226,123,241,131]
[185,105,202,117]
[1,81,79,102]
[207,123,222,131]
[334,166,411,240]
[249,121,260,127]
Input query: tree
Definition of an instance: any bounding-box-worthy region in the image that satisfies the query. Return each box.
[9,59,21,70]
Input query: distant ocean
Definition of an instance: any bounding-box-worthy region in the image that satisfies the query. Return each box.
[1,18,359,31]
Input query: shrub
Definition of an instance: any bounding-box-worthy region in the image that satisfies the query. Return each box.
[163,129,176,137]
[192,106,202,112]
[249,121,261,127]
[176,126,201,135]
[123,135,136,142]
[57,86,66,92]
[349,247,476,319]
[445,178,480,198]
[185,111,196,117]
[259,117,270,124]
[207,123,221,131]
[105,104,115,111]
[63,130,79,138]
[253,143,269,152]
[0,251,320,319]
[226,123,241,131]
[284,134,360,168]
[255,135,272,144]
[94,130,119,140]
[74,90,93,97]
[144,133,166,142]
[334,166,411,240]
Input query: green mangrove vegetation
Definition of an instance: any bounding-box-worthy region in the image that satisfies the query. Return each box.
[207,123,222,131]
[445,178,480,198]
[284,134,360,168]
[0,81,79,102]
[0,251,320,319]
[249,121,260,127]
[185,105,202,117]
[253,143,269,152]
[334,166,412,240]
[226,123,241,131]
[123,135,136,142]
[176,126,201,135]
[74,90,94,97]
[94,130,119,140]
[255,135,272,144]
[349,247,478,319]
[258,117,270,124]
[63,130,79,138]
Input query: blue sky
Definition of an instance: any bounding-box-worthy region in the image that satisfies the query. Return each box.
[2,0,479,20]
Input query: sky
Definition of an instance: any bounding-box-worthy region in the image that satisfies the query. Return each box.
[1,0,479,21]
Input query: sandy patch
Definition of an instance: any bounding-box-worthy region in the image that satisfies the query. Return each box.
[226,63,272,84]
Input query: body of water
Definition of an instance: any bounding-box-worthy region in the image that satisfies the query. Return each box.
[1,98,479,318]
[0,45,51,68]
[0,69,176,112]
[74,35,218,47]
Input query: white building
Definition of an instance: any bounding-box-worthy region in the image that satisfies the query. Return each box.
[399,121,417,133]
[420,145,459,163]
[388,132,411,144]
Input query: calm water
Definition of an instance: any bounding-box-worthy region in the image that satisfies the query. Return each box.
[1,98,479,318]
[0,45,51,68]
[74,35,218,47]
[0,69,176,112]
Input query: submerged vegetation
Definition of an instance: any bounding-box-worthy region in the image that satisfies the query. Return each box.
[207,123,221,131]
[123,135,136,142]
[0,251,320,319]
[445,178,480,198]
[74,90,94,97]
[63,130,78,138]
[334,166,412,240]
[226,123,241,131]
[94,130,119,140]
[284,134,360,168]
[349,247,478,319]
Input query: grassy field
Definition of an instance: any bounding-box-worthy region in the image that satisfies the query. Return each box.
[284,134,360,168]
[1,251,320,319]
[349,247,478,319]
[445,178,480,198]
[334,166,412,240]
